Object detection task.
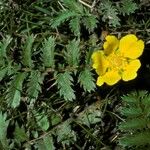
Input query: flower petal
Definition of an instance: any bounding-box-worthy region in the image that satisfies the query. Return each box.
[122,59,141,81]
[103,35,119,55]
[102,70,121,85]
[119,34,144,59]
[91,51,108,75]
[97,76,104,86]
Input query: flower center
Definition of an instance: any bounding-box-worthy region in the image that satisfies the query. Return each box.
[107,53,126,70]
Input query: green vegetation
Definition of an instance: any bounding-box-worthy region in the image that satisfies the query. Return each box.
[0,0,150,149]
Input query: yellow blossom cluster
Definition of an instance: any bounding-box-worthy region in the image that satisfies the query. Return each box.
[92,34,144,86]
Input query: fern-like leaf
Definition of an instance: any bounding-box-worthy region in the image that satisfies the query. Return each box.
[35,110,50,131]
[121,94,138,104]
[82,14,98,32]
[14,123,28,142]
[99,0,120,27]
[51,10,77,28]
[118,91,150,148]
[119,131,150,147]
[56,72,75,101]
[6,72,26,108]
[69,17,81,37]
[78,68,96,92]
[42,37,55,68]
[119,118,147,131]
[0,35,12,59]
[0,112,9,149]
[64,39,80,67]
[119,0,138,15]
[120,107,142,117]
[56,120,77,145]
[43,134,55,150]
[27,70,43,102]
[22,34,34,68]
[62,0,84,14]
[0,66,7,81]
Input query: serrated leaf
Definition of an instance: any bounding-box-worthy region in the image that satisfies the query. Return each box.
[14,123,28,142]
[121,94,137,103]
[22,34,34,68]
[51,10,77,28]
[56,72,75,101]
[82,15,98,32]
[119,131,150,147]
[119,118,147,131]
[99,0,120,27]
[0,67,7,81]
[120,0,138,15]
[0,112,9,149]
[65,39,80,67]
[35,111,50,131]
[120,107,142,117]
[69,17,80,37]
[27,70,43,102]
[119,91,150,148]
[42,37,55,68]
[62,0,84,13]
[78,68,96,92]
[51,113,62,126]
[6,72,26,108]
[0,35,12,58]
[43,135,55,150]
[36,134,55,150]
[56,120,76,146]
[78,109,101,127]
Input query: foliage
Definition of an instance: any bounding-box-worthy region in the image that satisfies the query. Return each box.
[118,91,150,149]
[51,0,98,36]
[0,112,9,149]
[55,71,75,101]
[99,0,138,27]
[0,0,149,149]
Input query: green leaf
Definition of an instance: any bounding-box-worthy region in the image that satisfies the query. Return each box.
[121,94,138,104]
[6,72,26,108]
[35,111,50,131]
[120,107,142,117]
[51,10,77,28]
[118,91,150,148]
[82,15,98,32]
[62,0,84,13]
[78,68,96,92]
[0,35,12,58]
[99,0,120,27]
[27,70,43,101]
[119,0,138,15]
[36,134,55,150]
[65,39,80,67]
[0,66,7,81]
[14,123,28,142]
[56,72,75,101]
[119,131,150,147]
[43,135,55,150]
[56,120,76,146]
[22,34,34,68]
[69,17,81,37]
[0,112,9,149]
[42,37,55,68]
[119,118,147,131]
[51,113,62,126]
[77,109,102,127]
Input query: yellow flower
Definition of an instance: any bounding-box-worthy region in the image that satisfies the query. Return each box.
[92,34,144,86]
